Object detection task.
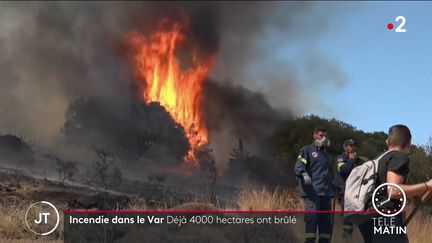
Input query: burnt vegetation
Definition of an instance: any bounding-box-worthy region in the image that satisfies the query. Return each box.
[0,135,35,165]
[196,147,219,203]
[54,157,78,184]
[225,138,284,186]
[87,147,122,189]
[2,104,430,194]
[61,96,190,166]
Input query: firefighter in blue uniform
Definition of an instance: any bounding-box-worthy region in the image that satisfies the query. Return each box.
[333,139,364,242]
[295,127,334,243]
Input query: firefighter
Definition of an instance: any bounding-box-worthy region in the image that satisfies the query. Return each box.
[295,127,334,243]
[333,139,364,242]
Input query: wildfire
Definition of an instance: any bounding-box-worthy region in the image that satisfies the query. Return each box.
[125,19,215,167]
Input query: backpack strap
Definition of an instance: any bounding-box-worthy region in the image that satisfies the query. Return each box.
[373,150,393,174]
[371,150,394,186]
[359,151,393,185]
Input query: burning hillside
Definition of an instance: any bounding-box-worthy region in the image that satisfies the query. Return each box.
[125,18,216,168]
[0,2,340,177]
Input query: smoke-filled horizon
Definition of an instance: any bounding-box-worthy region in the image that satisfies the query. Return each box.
[0,2,348,165]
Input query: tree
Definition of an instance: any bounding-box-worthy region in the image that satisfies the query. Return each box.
[409,142,432,184]
[409,139,432,208]
[88,147,118,188]
[46,154,78,184]
[56,160,78,183]
[424,136,432,156]
[226,138,251,181]
[224,138,284,185]
[196,147,219,203]
[230,138,251,164]
[62,97,189,163]
[111,167,123,184]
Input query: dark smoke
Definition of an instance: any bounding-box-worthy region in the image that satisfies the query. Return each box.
[203,80,289,163]
[0,2,348,170]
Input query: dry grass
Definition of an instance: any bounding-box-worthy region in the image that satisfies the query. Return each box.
[125,197,148,210]
[407,208,432,243]
[0,203,28,240]
[2,185,432,242]
[0,197,65,242]
[235,187,432,243]
[236,186,303,210]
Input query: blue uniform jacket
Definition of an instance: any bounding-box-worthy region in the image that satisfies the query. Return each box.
[294,144,334,197]
[333,153,357,194]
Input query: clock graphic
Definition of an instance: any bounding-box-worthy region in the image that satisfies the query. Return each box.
[372,182,407,217]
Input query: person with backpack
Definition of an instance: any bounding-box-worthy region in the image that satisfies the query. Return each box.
[295,127,334,243]
[345,124,432,243]
[333,139,365,242]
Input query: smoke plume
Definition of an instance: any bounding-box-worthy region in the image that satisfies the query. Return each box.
[0,2,348,167]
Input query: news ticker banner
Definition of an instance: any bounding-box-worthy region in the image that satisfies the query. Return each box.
[24,203,407,243]
[26,183,411,241]
[63,210,311,243]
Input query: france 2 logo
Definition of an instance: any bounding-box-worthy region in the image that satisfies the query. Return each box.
[387,16,407,33]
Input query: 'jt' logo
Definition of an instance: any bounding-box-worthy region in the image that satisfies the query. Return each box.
[34,213,50,224]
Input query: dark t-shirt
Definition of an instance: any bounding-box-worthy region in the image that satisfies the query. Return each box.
[377,150,410,185]
[358,151,410,243]
[376,150,410,211]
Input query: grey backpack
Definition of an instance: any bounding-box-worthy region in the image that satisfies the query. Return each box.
[344,151,391,224]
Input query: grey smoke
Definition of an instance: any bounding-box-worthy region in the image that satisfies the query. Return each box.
[0,2,349,165]
[203,80,288,165]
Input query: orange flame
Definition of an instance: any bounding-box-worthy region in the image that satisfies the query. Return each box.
[125,19,215,168]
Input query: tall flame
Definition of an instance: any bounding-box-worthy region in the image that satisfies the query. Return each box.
[125,19,215,167]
